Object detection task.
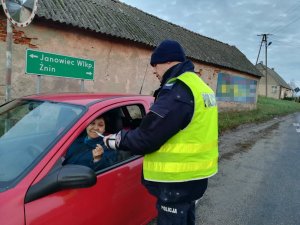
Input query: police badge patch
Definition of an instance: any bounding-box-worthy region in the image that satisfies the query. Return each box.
[202,93,217,108]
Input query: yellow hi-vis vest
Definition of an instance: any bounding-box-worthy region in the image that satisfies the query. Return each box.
[143,72,218,182]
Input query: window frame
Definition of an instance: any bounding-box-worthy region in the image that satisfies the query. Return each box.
[61,102,147,174]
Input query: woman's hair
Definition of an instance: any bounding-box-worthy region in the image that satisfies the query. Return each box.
[94,116,106,128]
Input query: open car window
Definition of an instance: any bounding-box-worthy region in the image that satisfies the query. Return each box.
[61,103,145,173]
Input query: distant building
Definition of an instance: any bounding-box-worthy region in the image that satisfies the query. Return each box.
[256,62,293,99]
[1,0,261,111]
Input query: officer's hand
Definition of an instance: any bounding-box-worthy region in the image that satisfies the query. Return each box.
[104,133,120,150]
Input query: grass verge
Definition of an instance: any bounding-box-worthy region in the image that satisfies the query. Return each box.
[219,96,300,133]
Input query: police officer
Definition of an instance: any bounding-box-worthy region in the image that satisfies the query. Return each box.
[104,39,218,225]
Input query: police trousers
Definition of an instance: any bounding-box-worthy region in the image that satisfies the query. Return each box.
[143,178,208,225]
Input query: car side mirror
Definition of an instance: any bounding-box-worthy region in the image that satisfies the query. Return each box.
[25,165,96,203]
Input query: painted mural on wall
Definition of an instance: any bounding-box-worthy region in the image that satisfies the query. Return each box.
[216,73,257,103]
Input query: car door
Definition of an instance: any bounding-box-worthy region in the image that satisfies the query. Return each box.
[24,101,156,225]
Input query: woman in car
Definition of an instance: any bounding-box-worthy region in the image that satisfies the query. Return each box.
[63,116,117,171]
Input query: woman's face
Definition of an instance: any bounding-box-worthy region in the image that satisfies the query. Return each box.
[86,117,105,139]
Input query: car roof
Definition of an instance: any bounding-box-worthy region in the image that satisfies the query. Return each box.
[22,92,150,106]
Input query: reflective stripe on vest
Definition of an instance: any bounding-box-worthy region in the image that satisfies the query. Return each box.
[143,72,219,182]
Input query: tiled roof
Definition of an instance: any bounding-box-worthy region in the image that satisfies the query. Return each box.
[256,63,291,89]
[1,0,261,77]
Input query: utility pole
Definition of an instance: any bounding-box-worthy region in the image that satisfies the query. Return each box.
[256,34,272,97]
[2,0,38,101]
[255,37,264,65]
[5,20,13,102]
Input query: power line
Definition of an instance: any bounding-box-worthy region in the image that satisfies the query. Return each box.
[267,2,300,34]
[271,43,300,48]
[270,35,300,48]
[271,15,300,35]
[256,34,272,97]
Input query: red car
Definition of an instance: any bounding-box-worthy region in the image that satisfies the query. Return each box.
[0,93,156,225]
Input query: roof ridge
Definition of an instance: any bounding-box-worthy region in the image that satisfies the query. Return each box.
[28,0,261,77]
[255,63,291,89]
[116,0,231,47]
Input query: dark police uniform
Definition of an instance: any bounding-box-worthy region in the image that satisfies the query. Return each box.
[119,60,208,225]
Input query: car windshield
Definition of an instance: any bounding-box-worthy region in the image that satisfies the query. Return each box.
[0,99,84,191]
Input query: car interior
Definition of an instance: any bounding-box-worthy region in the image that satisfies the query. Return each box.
[61,104,145,172]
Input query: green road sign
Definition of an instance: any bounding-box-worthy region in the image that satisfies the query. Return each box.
[26,49,94,80]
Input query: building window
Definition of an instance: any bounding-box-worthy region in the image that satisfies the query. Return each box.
[272,86,277,93]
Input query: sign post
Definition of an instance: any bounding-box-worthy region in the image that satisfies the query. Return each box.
[1,0,39,101]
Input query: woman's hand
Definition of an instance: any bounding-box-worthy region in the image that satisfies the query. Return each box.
[92,144,104,162]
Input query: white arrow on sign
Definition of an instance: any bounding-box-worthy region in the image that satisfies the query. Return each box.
[29,54,38,59]
[86,72,93,75]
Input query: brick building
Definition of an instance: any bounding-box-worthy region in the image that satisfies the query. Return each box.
[0,0,261,111]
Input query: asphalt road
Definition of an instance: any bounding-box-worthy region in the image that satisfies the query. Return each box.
[197,112,300,225]
[148,112,300,225]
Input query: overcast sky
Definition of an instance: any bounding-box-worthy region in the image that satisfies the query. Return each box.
[120,0,300,89]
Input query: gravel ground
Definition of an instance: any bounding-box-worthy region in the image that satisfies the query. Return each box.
[218,114,289,160]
